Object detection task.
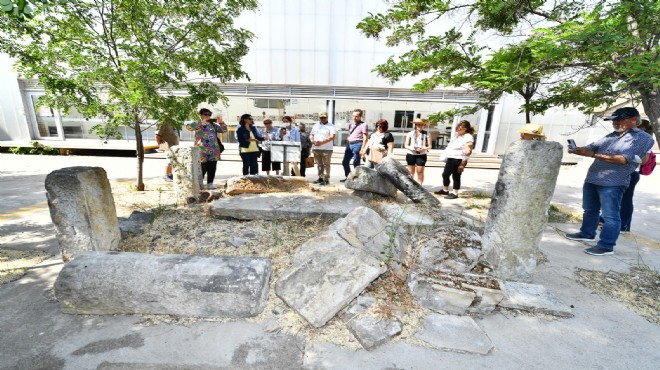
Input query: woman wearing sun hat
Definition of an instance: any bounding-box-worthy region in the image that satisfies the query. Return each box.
[404,117,432,184]
[519,123,546,141]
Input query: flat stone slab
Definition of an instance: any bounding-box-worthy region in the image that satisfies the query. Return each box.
[499,281,573,317]
[119,211,154,238]
[415,314,494,355]
[340,294,402,350]
[225,175,310,195]
[54,252,272,318]
[276,244,386,328]
[209,193,367,220]
[375,203,437,228]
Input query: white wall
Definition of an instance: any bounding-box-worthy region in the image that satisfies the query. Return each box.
[0,55,30,141]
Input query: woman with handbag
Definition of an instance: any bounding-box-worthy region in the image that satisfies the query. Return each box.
[363,119,394,168]
[236,114,265,175]
[185,108,227,190]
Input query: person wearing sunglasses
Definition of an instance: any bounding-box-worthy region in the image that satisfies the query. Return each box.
[236,113,265,175]
[362,119,394,168]
[185,108,227,190]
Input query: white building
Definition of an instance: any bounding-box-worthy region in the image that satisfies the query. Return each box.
[0,0,610,154]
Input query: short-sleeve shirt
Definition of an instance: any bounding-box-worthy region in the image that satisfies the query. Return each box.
[584,128,654,187]
[367,131,394,151]
[406,130,429,155]
[188,121,224,162]
[310,122,336,151]
[347,122,369,143]
[444,133,474,160]
[241,132,259,153]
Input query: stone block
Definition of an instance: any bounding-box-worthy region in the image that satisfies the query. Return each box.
[344,166,398,198]
[415,314,494,355]
[54,252,272,318]
[119,211,154,238]
[225,175,310,195]
[408,270,503,315]
[275,243,386,328]
[170,146,201,204]
[209,193,367,221]
[45,166,120,261]
[481,141,563,282]
[376,156,439,206]
[499,281,573,317]
[375,203,438,229]
[340,294,403,350]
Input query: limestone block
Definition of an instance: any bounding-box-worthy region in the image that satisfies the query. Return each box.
[275,243,386,328]
[415,314,494,355]
[344,166,398,198]
[209,193,367,221]
[45,166,120,261]
[375,203,438,229]
[170,146,201,204]
[499,281,573,317]
[225,175,310,195]
[340,294,403,350]
[481,140,563,282]
[376,156,439,206]
[54,252,272,318]
[408,270,503,315]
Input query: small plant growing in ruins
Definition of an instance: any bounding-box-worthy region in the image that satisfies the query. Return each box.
[381,208,405,265]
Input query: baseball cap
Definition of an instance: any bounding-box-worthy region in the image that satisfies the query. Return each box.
[319,112,328,118]
[603,107,640,121]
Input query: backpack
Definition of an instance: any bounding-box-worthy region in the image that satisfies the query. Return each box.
[640,151,656,175]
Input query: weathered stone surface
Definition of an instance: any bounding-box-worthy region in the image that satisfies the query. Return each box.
[415,314,494,355]
[275,243,386,328]
[333,207,405,269]
[375,203,437,228]
[481,140,563,282]
[54,252,272,318]
[119,211,154,238]
[408,270,503,315]
[292,231,352,266]
[413,227,483,272]
[499,281,573,317]
[344,166,398,198]
[376,156,439,206]
[209,193,367,221]
[45,166,120,261]
[225,175,310,195]
[170,146,201,204]
[340,294,403,350]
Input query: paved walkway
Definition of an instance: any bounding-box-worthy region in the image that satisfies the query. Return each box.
[1,152,659,369]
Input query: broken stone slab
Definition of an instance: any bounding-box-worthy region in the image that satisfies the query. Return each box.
[119,211,154,238]
[275,243,386,328]
[413,227,483,272]
[339,294,403,350]
[481,141,563,282]
[292,231,353,266]
[209,193,367,221]
[170,146,202,204]
[499,281,573,317]
[376,156,439,206]
[344,166,398,198]
[415,313,494,355]
[54,252,272,318]
[45,166,121,261]
[225,175,310,195]
[374,203,438,229]
[408,270,503,315]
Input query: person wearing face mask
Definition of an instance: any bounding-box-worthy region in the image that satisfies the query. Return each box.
[280,115,301,176]
[565,107,653,256]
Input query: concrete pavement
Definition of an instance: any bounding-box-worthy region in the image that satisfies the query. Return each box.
[1,151,659,369]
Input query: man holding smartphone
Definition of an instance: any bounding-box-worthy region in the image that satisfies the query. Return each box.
[565,107,653,256]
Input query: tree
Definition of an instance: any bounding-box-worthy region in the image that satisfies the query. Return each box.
[1,0,68,20]
[0,0,257,190]
[358,0,660,142]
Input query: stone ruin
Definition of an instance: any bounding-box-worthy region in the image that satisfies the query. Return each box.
[46,141,569,354]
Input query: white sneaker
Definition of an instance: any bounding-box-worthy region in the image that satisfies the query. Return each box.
[207,184,216,190]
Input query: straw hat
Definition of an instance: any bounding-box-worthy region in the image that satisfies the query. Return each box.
[518,123,545,137]
[413,118,428,125]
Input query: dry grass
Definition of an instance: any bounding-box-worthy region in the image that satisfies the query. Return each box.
[0,249,50,285]
[577,267,659,324]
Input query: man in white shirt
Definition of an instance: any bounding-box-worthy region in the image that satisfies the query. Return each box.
[309,112,336,185]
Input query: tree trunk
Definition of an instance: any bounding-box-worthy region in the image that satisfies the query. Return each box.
[134,115,145,191]
[639,88,660,145]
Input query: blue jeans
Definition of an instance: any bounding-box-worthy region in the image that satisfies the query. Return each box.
[580,182,626,251]
[240,151,259,175]
[620,172,640,232]
[342,141,363,177]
